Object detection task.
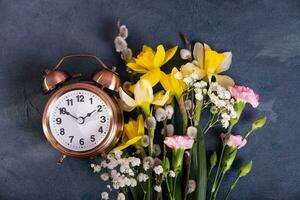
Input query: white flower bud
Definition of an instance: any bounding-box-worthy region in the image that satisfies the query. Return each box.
[117,193,126,200]
[187,180,196,194]
[101,192,109,200]
[187,126,197,139]
[155,108,167,122]
[180,49,192,60]
[141,135,150,147]
[145,116,157,129]
[114,36,127,52]
[121,48,133,61]
[165,124,174,136]
[165,105,174,119]
[210,106,218,114]
[154,144,161,156]
[154,185,162,193]
[154,165,164,175]
[169,170,176,177]
[100,173,109,181]
[119,25,128,39]
[195,93,203,101]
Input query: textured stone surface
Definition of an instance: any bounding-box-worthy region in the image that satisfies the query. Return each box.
[0,0,299,199]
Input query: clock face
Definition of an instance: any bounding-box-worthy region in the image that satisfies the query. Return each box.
[48,89,111,152]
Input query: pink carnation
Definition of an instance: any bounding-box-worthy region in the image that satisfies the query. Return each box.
[164,136,194,150]
[221,133,247,149]
[229,85,259,108]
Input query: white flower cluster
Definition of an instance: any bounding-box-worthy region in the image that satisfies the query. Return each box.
[193,80,208,101]
[91,151,141,199]
[92,151,169,199]
[207,82,237,128]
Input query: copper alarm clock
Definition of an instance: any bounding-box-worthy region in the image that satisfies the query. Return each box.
[42,54,123,159]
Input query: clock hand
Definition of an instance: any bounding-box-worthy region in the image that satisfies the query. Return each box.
[65,111,78,120]
[83,110,96,120]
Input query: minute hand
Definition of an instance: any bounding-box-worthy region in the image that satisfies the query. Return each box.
[83,110,96,120]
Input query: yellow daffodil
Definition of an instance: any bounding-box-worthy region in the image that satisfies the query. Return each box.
[160,67,187,101]
[111,115,144,152]
[127,45,178,86]
[180,42,234,88]
[119,79,170,116]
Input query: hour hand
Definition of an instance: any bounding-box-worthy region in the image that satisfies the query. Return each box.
[65,111,78,120]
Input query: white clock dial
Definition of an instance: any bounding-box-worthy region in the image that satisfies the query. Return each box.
[48,89,111,151]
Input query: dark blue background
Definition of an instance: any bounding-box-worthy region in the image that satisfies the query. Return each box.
[0,0,299,199]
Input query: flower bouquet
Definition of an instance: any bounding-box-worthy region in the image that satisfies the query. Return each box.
[91,19,267,200]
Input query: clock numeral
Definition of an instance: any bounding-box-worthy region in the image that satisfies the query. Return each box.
[69,136,74,143]
[59,128,65,135]
[97,105,102,112]
[59,107,66,114]
[89,98,93,104]
[90,135,95,142]
[56,117,62,124]
[76,95,84,102]
[66,99,73,106]
[100,116,106,123]
[98,126,103,133]
[79,138,84,145]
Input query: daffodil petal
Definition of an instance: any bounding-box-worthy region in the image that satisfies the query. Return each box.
[160,71,172,92]
[136,50,156,70]
[124,119,137,139]
[216,52,232,73]
[137,115,145,136]
[154,45,165,68]
[193,42,204,69]
[127,62,148,73]
[117,99,135,112]
[110,136,143,152]
[141,69,161,86]
[204,43,211,49]
[134,79,154,105]
[170,68,187,100]
[215,75,235,89]
[180,63,205,79]
[205,49,225,75]
[119,87,136,108]
[164,46,178,64]
[152,90,170,106]
[142,45,155,55]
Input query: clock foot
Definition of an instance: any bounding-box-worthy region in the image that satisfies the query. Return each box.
[57,154,67,165]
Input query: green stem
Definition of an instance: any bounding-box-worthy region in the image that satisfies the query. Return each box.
[165,177,172,199]
[207,166,213,180]
[224,176,240,200]
[172,175,178,199]
[195,128,207,200]
[210,143,225,197]
[212,172,225,200]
